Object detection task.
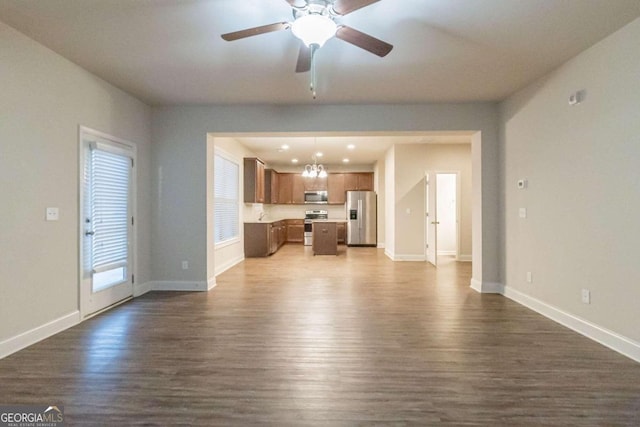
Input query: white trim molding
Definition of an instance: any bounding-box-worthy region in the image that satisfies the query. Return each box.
[133,281,152,297]
[502,286,640,364]
[393,254,427,262]
[470,278,504,293]
[0,311,80,360]
[149,281,209,292]
[207,277,217,291]
[377,242,385,249]
[457,254,472,262]
[215,254,244,277]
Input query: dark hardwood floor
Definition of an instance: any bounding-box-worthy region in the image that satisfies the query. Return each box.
[2,245,639,425]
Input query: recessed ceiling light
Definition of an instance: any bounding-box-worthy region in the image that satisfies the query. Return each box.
[316,152,323,157]
[347,144,355,150]
[343,158,350,163]
[281,144,289,150]
[291,158,298,163]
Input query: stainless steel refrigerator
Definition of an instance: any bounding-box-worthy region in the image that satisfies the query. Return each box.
[346,191,377,246]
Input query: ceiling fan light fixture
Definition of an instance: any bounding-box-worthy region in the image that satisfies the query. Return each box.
[291,14,337,47]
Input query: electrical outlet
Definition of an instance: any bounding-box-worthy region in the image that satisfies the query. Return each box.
[519,208,527,218]
[46,207,59,221]
[581,288,591,304]
[182,261,189,270]
[526,272,533,283]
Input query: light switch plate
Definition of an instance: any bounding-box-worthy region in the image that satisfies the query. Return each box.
[46,207,59,221]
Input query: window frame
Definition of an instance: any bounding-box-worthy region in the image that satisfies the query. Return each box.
[213,148,241,248]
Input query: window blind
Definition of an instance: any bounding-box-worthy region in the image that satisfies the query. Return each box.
[90,147,131,272]
[214,153,239,244]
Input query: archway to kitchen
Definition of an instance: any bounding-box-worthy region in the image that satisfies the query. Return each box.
[205,131,482,289]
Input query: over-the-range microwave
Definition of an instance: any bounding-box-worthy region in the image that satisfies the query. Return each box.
[304,190,328,204]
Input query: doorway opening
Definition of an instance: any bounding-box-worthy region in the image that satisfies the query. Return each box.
[425,171,460,267]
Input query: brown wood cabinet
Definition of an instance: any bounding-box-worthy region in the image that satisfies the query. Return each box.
[278,173,293,204]
[344,172,373,191]
[328,173,346,204]
[292,174,305,204]
[312,222,337,255]
[243,158,265,203]
[304,176,327,191]
[245,220,287,257]
[286,219,304,243]
[264,169,279,204]
[337,222,346,244]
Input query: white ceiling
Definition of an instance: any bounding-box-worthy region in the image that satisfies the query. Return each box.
[1,0,639,106]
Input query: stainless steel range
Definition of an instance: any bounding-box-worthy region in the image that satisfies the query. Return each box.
[304,209,328,246]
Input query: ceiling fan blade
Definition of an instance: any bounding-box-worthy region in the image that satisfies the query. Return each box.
[332,0,380,15]
[295,43,311,73]
[221,22,290,41]
[335,25,393,57]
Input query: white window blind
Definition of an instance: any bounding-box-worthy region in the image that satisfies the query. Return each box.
[89,146,131,273]
[214,153,239,244]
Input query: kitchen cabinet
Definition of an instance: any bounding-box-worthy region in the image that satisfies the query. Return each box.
[312,222,338,255]
[245,220,287,257]
[328,173,346,204]
[264,169,279,204]
[243,158,265,203]
[278,173,293,204]
[292,174,305,204]
[337,222,346,244]
[344,172,373,191]
[286,219,304,243]
[304,176,327,191]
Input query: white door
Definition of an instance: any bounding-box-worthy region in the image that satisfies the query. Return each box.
[425,173,437,266]
[80,130,135,317]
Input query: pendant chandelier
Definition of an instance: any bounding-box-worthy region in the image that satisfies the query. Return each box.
[302,154,327,178]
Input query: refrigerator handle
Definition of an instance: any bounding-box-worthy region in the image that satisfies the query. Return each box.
[358,199,362,229]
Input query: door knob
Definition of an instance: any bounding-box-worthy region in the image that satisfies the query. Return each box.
[85,231,95,236]
[430,221,440,225]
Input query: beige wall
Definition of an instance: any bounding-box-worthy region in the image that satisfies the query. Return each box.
[0,22,151,343]
[390,144,472,260]
[500,18,640,342]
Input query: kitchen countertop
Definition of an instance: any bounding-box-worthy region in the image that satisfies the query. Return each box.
[244,218,299,224]
[311,219,347,223]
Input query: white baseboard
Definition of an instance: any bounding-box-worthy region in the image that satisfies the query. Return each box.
[149,281,208,292]
[377,242,385,249]
[207,277,217,290]
[470,278,504,293]
[438,250,457,256]
[215,255,244,277]
[0,311,80,360]
[457,254,472,262]
[384,249,394,260]
[133,281,152,297]
[502,286,640,363]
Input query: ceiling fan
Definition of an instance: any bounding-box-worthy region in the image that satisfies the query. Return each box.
[221,0,393,97]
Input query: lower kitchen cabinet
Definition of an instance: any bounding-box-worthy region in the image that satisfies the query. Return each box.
[244,221,287,257]
[286,219,304,243]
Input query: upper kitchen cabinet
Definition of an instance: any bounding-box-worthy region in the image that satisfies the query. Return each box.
[244,157,265,203]
[328,173,346,204]
[304,176,328,191]
[292,174,305,204]
[264,169,279,204]
[278,173,293,204]
[344,173,374,191]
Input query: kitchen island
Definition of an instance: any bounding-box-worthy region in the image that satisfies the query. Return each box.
[312,220,347,256]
